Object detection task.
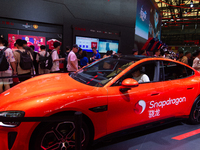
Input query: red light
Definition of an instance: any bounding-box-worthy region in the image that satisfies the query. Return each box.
[172,128,200,140]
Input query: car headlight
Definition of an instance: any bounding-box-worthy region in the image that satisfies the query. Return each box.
[0,111,25,127]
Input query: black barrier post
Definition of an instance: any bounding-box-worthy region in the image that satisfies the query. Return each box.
[75,111,82,150]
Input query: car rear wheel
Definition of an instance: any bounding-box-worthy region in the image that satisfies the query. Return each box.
[30,118,90,150]
[189,98,200,124]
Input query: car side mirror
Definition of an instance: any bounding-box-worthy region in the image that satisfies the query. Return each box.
[120,78,139,92]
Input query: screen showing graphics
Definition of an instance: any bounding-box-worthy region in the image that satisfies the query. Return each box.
[99,39,119,53]
[8,34,46,52]
[135,0,161,40]
[76,36,99,52]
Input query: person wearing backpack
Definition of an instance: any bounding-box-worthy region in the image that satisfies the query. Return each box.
[13,39,33,82]
[0,37,17,93]
[50,42,65,73]
[36,45,50,74]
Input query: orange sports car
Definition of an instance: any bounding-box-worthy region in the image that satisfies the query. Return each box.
[0,55,200,150]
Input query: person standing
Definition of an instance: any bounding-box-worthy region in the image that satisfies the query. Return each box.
[67,44,79,72]
[36,45,50,74]
[13,39,33,82]
[177,51,184,61]
[192,50,200,71]
[132,49,138,56]
[140,50,147,56]
[181,51,191,65]
[91,47,101,62]
[153,49,160,57]
[30,45,39,74]
[103,50,112,58]
[0,38,17,93]
[50,42,65,73]
[80,51,89,67]
[76,48,83,66]
[63,46,71,72]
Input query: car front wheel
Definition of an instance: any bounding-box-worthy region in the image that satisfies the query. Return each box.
[189,98,200,124]
[30,119,90,150]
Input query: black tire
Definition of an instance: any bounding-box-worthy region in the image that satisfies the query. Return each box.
[189,98,200,124]
[30,118,90,150]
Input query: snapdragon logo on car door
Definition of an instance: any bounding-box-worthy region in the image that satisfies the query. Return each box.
[134,100,146,114]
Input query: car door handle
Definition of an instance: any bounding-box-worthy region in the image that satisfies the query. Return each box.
[187,87,194,90]
[151,93,160,96]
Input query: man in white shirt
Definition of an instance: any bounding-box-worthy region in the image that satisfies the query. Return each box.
[132,69,150,83]
[67,44,79,72]
[50,42,65,73]
[192,50,200,71]
[0,37,17,93]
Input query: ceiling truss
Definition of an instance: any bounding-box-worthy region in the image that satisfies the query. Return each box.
[155,0,200,46]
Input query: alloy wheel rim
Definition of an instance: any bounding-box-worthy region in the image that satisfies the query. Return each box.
[40,121,85,150]
[193,101,200,123]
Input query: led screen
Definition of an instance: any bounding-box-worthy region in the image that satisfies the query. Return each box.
[8,34,46,52]
[135,0,161,40]
[98,39,119,53]
[76,36,99,52]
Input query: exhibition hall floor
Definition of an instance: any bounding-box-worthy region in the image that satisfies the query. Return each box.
[93,121,200,150]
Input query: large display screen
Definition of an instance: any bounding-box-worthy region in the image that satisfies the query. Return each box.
[76,36,99,52]
[76,36,119,53]
[8,34,46,52]
[99,39,119,53]
[135,0,161,40]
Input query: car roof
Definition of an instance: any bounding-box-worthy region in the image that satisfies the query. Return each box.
[114,55,176,62]
[112,55,196,69]
[112,55,152,62]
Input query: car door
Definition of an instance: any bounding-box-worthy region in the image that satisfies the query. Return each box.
[106,60,165,134]
[159,60,198,117]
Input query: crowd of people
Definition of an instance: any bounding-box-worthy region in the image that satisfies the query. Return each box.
[1,36,200,93]
[132,48,200,69]
[0,37,106,93]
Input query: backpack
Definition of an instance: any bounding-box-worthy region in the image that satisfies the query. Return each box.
[0,48,9,71]
[65,52,69,62]
[38,51,48,69]
[45,50,56,70]
[16,50,33,70]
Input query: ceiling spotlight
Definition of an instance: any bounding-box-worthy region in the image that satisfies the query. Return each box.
[190,0,193,7]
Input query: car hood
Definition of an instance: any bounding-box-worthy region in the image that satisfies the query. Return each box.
[0,73,94,108]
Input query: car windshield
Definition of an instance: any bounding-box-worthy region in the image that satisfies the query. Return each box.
[70,56,136,87]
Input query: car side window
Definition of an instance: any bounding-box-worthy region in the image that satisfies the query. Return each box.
[185,65,195,76]
[161,61,194,81]
[113,61,159,86]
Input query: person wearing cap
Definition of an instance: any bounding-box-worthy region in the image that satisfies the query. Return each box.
[51,42,65,73]
[67,44,79,72]
[132,49,138,56]
[91,47,101,62]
